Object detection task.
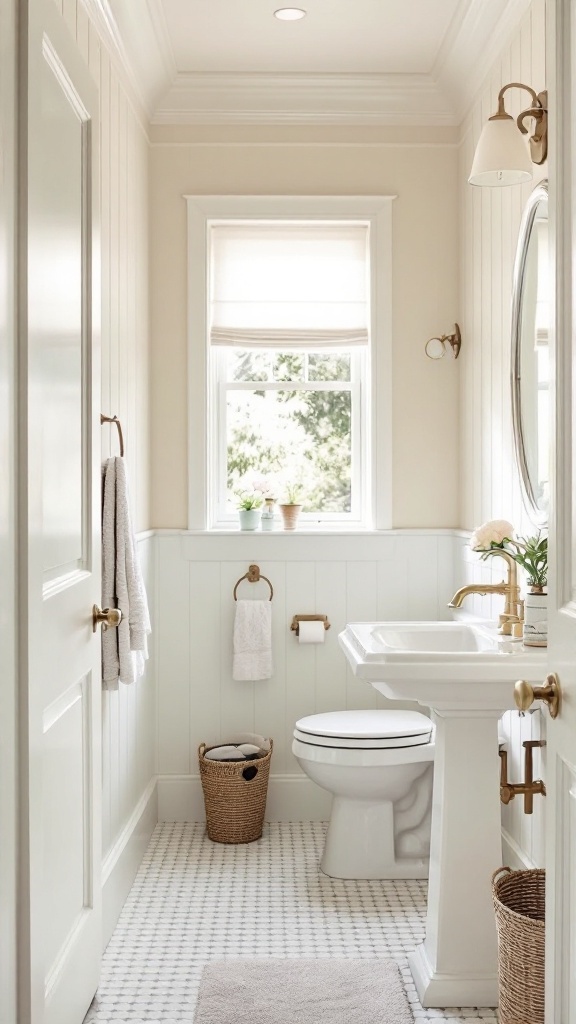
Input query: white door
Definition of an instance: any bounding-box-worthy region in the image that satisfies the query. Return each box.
[546,2,576,1022]
[21,2,104,1021]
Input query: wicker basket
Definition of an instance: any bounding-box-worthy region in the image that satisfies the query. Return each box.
[198,741,273,844]
[492,866,545,1024]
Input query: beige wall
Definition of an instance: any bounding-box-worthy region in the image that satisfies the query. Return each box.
[458,0,547,531]
[149,128,460,528]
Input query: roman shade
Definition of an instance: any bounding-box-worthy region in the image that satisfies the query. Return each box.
[209,222,369,348]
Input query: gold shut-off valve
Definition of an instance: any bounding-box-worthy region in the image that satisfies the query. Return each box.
[514,673,561,719]
[499,739,546,814]
[92,605,122,633]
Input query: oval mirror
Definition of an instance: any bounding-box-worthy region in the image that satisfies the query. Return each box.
[511,180,549,526]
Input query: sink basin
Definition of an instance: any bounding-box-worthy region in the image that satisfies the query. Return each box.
[338,618,547,1008]
[339,620,545,709]
[373,621,497,653]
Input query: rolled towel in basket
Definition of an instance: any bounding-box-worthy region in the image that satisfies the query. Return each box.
[204,745,247,761]
[226,732,271,751]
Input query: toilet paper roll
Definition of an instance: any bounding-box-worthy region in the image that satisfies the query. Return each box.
[298,620,325,644]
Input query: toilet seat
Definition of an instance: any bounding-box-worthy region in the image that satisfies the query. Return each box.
[294,709,433,749]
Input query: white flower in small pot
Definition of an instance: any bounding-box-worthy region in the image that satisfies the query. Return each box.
[236,491,264,531]
[279,483,303,531]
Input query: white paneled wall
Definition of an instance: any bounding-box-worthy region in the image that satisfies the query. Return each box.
[459,0,547,532]
[156,531,458,820]
[457,0,548,869]
[49,0,157,938]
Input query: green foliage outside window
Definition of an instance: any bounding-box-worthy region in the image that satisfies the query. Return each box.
[226,350,353,513]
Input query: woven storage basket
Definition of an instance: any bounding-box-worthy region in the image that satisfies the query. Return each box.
[199,741,273,844]
[492,866,545,1024]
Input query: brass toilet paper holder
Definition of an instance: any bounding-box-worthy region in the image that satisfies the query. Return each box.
[291,614,330,637]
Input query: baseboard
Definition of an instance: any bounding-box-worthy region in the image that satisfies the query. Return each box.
[501,827,540,871]
[157,773,332,822]
[101,778,158,949]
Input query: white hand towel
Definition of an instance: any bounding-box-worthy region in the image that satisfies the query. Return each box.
[101,456,151,689]
[233,600,273,681]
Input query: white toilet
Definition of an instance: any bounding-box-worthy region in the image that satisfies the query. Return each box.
[292,709,435,880]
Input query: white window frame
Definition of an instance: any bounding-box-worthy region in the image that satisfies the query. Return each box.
[185,195,395,531]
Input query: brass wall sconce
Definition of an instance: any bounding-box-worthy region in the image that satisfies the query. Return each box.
[425,323,461,360]
[469,82,548,187]
[499,739,546,814]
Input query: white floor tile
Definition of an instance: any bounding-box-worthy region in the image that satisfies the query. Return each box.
[84,822,495,1024]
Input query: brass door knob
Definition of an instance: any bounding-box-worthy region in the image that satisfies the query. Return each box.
[92,605,122,633]
[514,674,561,719]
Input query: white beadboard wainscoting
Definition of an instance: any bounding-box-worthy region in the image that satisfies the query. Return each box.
[155,529,459,822]
[101,532,158,947]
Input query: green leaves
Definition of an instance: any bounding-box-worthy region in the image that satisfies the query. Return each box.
[479,532,548,588]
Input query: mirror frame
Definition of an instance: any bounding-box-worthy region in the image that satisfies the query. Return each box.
[511,178,549,527]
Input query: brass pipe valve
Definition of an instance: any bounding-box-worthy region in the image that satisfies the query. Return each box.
[499,739,546,814]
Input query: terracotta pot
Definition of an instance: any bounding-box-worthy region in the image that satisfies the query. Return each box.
[279,503,302,531]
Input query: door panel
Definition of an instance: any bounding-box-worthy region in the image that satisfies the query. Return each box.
[40,39,88,580]
[546,2,576,1022]
[22,2,102,1022]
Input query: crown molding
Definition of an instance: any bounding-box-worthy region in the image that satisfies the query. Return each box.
[80,0,147,116]
[81,0,173,117]
[151,72,458,126]
[433,0,533,121]
[82,0,534,129]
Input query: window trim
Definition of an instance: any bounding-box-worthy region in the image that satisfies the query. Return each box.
[185,195,395,531]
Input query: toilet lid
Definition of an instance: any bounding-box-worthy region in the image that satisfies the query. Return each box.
[294,710,433,749]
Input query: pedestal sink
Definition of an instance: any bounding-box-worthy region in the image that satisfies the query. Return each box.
[339,621,546,1008]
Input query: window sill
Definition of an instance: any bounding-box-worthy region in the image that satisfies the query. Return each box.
[184,526,455,536]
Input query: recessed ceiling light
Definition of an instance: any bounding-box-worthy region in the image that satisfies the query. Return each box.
[274,8,307,21]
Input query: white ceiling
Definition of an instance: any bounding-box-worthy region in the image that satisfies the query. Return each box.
[94,0,532,125]
[161,0,461,75]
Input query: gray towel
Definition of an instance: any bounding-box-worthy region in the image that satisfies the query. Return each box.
[233,600,272,681]
[102,457,151,688]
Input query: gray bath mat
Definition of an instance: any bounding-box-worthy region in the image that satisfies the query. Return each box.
[193,958,414,1024]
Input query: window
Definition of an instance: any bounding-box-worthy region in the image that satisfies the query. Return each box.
[185,196,393,531]
[208,222,369,525]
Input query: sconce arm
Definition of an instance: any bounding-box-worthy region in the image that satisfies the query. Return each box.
[492,82,541,120]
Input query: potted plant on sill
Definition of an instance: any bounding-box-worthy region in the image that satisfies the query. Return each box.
[236,492,264,531]
[279,484,303,531]
[471,520,548,647]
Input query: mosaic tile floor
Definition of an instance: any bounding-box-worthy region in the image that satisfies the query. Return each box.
[84,822,498,1024]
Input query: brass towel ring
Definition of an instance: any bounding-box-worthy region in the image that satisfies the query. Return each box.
[233,564,273,601]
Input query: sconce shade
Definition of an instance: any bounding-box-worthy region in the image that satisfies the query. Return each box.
[469,117,533,186]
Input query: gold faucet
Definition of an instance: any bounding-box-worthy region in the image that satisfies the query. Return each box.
[448,550,523,635]
[499,740,546,814]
